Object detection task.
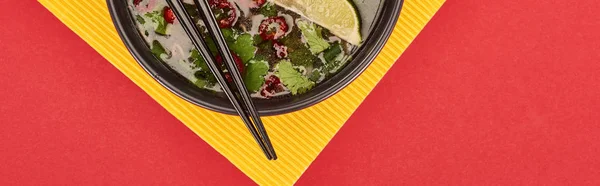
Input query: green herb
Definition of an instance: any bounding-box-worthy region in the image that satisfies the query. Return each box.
[144,10,168,35]
[297,20,330,54]
[194,70,217,87]
[280,32,318,67]
[323,42,342,63]
[253,54,269,61]
[189,49,217,87]
[213,9,227,20]
[194,78,208,88]
[287,43,317,67]
[221,28,236,43]
[259,3,277,17]
[151,40,170,59]
[189,49,207,70]
[319,42,346,73]
[276,60,316,95]
[227,32,256,64]
[218,29,256,63]
[136,15,146,24]
[309,70,322,82]
[253,34,264,45]
[257,39,273,51]
[243,60,269,92]
[254,45,277,65]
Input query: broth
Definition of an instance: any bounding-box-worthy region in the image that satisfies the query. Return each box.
[128,0,364,98]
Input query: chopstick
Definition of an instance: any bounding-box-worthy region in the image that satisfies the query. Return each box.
[165,0,277,160]
[192,0,278,160]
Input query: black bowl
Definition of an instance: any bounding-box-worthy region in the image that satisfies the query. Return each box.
[108,0,404,116]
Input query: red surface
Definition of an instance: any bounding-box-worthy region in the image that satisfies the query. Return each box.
[1,0,599,185]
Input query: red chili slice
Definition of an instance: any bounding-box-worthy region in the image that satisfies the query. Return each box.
[163,7,176,24]
[273,42,288,58]
[260,75,283,98]
[209,0,237,28]
[259,17,289,40]
[134,0,143,6]
[252,0,267,7]
[215,53,245,82]
[208,0,228,7]
[265,75,281,87]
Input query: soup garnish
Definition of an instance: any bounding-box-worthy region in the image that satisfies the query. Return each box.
[129,0,361,99]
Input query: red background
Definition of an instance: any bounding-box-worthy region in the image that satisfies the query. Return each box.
[2,0,600,185]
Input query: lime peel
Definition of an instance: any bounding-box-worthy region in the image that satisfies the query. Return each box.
[272,0,362,45]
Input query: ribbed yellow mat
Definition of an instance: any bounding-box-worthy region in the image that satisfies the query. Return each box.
[39,0,444,185]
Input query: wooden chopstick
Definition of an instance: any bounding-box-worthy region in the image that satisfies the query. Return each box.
[191,0,278,160]
[165,0,276,160]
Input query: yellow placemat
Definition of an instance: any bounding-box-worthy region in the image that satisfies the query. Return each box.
[39,0,445,185]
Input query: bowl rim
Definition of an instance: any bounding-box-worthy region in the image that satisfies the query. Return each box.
[107,0,404,116]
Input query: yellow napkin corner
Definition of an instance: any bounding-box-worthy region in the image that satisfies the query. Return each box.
[39,0,445,185]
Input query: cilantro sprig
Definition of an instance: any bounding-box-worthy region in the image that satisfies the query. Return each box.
[297,20,330,54]
[221,29,257,64]
[276,60,316,95]
[244,60,270,92]
[144,10,168,35]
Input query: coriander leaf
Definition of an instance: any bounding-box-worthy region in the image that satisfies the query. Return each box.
[259,2,277,17]
[228,33,256,64]
[189,49,207,70]
[276,60,316,95]
[144,11,160,19]
[221,28,236,43]
[144,11,168,35]
[243,60,269,92]
[216,29,256,63]
[151,40,170,59]
[297,20,330,54]
[155,22,167,35]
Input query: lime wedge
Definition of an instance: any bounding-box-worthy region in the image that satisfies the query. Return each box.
[272,0,362,45]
